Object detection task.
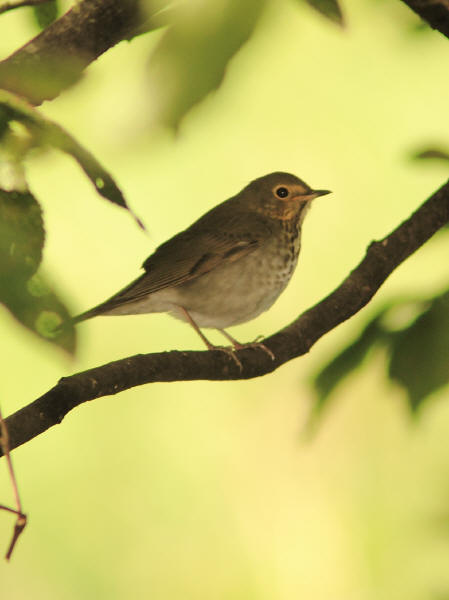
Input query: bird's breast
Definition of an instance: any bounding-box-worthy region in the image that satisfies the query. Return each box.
[170,226,302,329]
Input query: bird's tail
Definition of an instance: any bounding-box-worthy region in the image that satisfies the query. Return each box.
[59,305,104,331]
[70,308,99,325]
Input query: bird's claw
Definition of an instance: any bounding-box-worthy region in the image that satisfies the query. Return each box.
[211,345,243,371]
[246,341,275,361]
[231,340,275,362]
[211,342,275,370]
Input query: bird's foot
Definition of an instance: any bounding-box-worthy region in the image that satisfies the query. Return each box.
[218,329,275,361]
[208,344,244,371]
[178,306,244,370]
[232,340,275,361]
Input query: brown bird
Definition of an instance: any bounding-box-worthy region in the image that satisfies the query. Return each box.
[73,172,330,365]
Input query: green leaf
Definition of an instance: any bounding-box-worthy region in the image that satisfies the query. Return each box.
[0,187,74,353]
[302,0,344,26]
[33,0,59,29]
[388,291,449,412]
[1,272,75,354]
[0,188,44,282]
[311,290,449,424]
[148,0,267,129]
[0,90,145,230]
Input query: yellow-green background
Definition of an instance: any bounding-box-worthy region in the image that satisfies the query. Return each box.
[2,1,449,598]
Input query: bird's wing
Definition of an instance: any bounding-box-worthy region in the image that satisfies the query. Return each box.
[75,210,272,320]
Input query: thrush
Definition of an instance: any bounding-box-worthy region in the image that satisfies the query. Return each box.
[73,172,330,365]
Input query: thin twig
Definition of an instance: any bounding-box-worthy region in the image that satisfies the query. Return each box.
[0,405,27,560]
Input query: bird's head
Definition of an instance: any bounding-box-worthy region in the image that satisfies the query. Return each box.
[243,172,331,222]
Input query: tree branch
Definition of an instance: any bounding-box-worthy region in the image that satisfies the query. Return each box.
[400,0,449,38]
[1,178,448,457]
[0,0,154,103]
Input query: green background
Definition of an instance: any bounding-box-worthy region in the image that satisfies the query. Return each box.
[1,1,449,598]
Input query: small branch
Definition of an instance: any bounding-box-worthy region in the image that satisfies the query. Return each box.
[1,178,449,456]
[0,0,48,15]
[4,512,26,561]
[0,405,27,560]
[400,0,449,38]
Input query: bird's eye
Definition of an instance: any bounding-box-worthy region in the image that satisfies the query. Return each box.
[275,186,289,198]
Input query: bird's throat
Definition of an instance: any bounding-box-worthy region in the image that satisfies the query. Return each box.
[263,199,311,222]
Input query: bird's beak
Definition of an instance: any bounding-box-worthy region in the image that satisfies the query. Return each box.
[310,189,331,199]
[293,189,332,202]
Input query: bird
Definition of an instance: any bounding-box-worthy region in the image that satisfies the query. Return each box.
[72,172,330,367]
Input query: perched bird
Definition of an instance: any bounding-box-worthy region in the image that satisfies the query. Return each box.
[73,172,330,365]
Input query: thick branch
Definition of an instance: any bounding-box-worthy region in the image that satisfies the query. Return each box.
[0,0,148,103]
[2,178,449,456]
[400,0,449,38]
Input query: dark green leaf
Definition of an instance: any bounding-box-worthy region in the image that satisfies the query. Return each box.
[0,90,145,230]
[1,272,75,354]
[0,187,74,352]
[148,0,267,129]
[33,0,59,29]
[302,0,344,26]
[388,291,449,412]
[0,188,44,282]
[311,290,449,425]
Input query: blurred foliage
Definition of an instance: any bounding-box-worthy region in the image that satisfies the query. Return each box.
[413,147,449,163]
[0,188,43,282]
[0,189,75,352]
[312,285,449,417]
[1,269,75,353]
[0,90,141,225]
[147,0,267,128]
[32,0,59,29]
[301,0,344,25]
[388,291,449,410]
[313,316,386,410]
[0,48,84,103]
[0,89,145,352]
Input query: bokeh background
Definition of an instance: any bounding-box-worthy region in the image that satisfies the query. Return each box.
[2,1,449,598]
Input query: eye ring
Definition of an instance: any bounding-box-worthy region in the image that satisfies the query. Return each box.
[275,186,289,199]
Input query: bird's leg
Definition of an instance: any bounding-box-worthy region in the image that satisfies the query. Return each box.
[218,329,275,361]
[178,306,216,350]
[177,306,243,370]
